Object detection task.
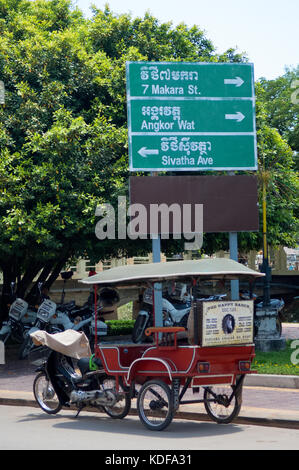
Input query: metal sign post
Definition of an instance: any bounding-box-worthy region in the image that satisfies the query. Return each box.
[126,61,258,311]
[151,170,163,328]
[228,171,239,300]
[152,235,163,328]
[229,232,239,300]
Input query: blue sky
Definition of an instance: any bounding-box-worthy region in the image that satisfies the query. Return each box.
[74,0,298,80]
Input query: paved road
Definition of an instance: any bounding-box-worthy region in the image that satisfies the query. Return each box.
[1,404,299,450]
[282,323,299,340]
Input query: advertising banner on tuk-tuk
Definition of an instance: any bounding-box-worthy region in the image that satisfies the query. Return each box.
[199,300,254,346]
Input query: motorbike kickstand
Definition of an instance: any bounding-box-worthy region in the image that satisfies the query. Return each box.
[74,404,85,418]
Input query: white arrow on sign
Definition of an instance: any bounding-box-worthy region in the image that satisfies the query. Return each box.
[225,111,245,122]
[224,76,244,88]
[138,147,159,158]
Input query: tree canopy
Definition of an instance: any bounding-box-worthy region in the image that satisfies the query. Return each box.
[258,66,299,157]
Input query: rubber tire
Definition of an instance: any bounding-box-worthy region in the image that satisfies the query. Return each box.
[33,372,62,415]
[137,379,174,431]
[203,386,241,424]
[132,315,148,343]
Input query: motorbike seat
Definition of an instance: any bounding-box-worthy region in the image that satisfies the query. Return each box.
[77,357,103,376]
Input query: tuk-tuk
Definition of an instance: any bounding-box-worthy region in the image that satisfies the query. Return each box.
[80,258,264,431]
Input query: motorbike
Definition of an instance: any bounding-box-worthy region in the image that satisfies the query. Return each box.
[239,291,285,336]
[132,282,226,343]
[258,298,285,336]
[32,336,131,419]
[19,272,87,359]
[19,285,110,359]
[0,282,37,345]
[31,287,129,418]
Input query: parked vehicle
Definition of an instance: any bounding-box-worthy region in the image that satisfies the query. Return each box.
[19,281,113,359]
[0,282,37,345]
[39,257,262,431]
[132,283,226,344]
[239,291,285,336]
[19,299,59,359]
[19,298,97,359]
[31,288,128,418]
[19,272,85,359]
[31,330,130,419]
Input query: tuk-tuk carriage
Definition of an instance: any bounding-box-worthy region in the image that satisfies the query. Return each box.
[79,258,264,431]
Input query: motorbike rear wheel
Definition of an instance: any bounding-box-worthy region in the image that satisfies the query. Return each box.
[33,372,62,415]
[101,378,131,419]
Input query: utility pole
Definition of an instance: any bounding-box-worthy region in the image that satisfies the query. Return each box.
[261,176,271,306]
[228,172,239,300]
[229,232,239,300]
[151,173,163,328]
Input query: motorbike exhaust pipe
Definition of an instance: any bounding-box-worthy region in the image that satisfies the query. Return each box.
[70,389,117,407]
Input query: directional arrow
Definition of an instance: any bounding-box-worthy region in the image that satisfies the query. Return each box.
[224,76,244,88]
[138,147,159,158]
[225,111,245,122]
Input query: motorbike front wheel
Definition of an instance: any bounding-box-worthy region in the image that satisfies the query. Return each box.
[132,315,148,343]
[33,372,62,415]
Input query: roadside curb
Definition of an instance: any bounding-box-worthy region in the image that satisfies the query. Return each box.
[245,374,299,389]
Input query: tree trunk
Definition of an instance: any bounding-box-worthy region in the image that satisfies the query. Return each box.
[0,250,72,322]
[25,261,55,305]
[44,252,71,291]
[17,261,44,299]
[0,262,17,322]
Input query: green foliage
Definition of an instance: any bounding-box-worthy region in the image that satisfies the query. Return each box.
[0,0,297,318]
[0,0,245,311]
[258,66,299,154]
[255,80,299,249]
[106,319,135,336]
[252,340,299,375]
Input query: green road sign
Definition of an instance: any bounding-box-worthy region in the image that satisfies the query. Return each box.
[126,62,257,171]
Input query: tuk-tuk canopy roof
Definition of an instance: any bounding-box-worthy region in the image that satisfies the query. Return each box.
[80,258,264,287]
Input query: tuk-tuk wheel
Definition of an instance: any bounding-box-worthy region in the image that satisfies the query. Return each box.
[203,385,241,424]
[137,379,174,431]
